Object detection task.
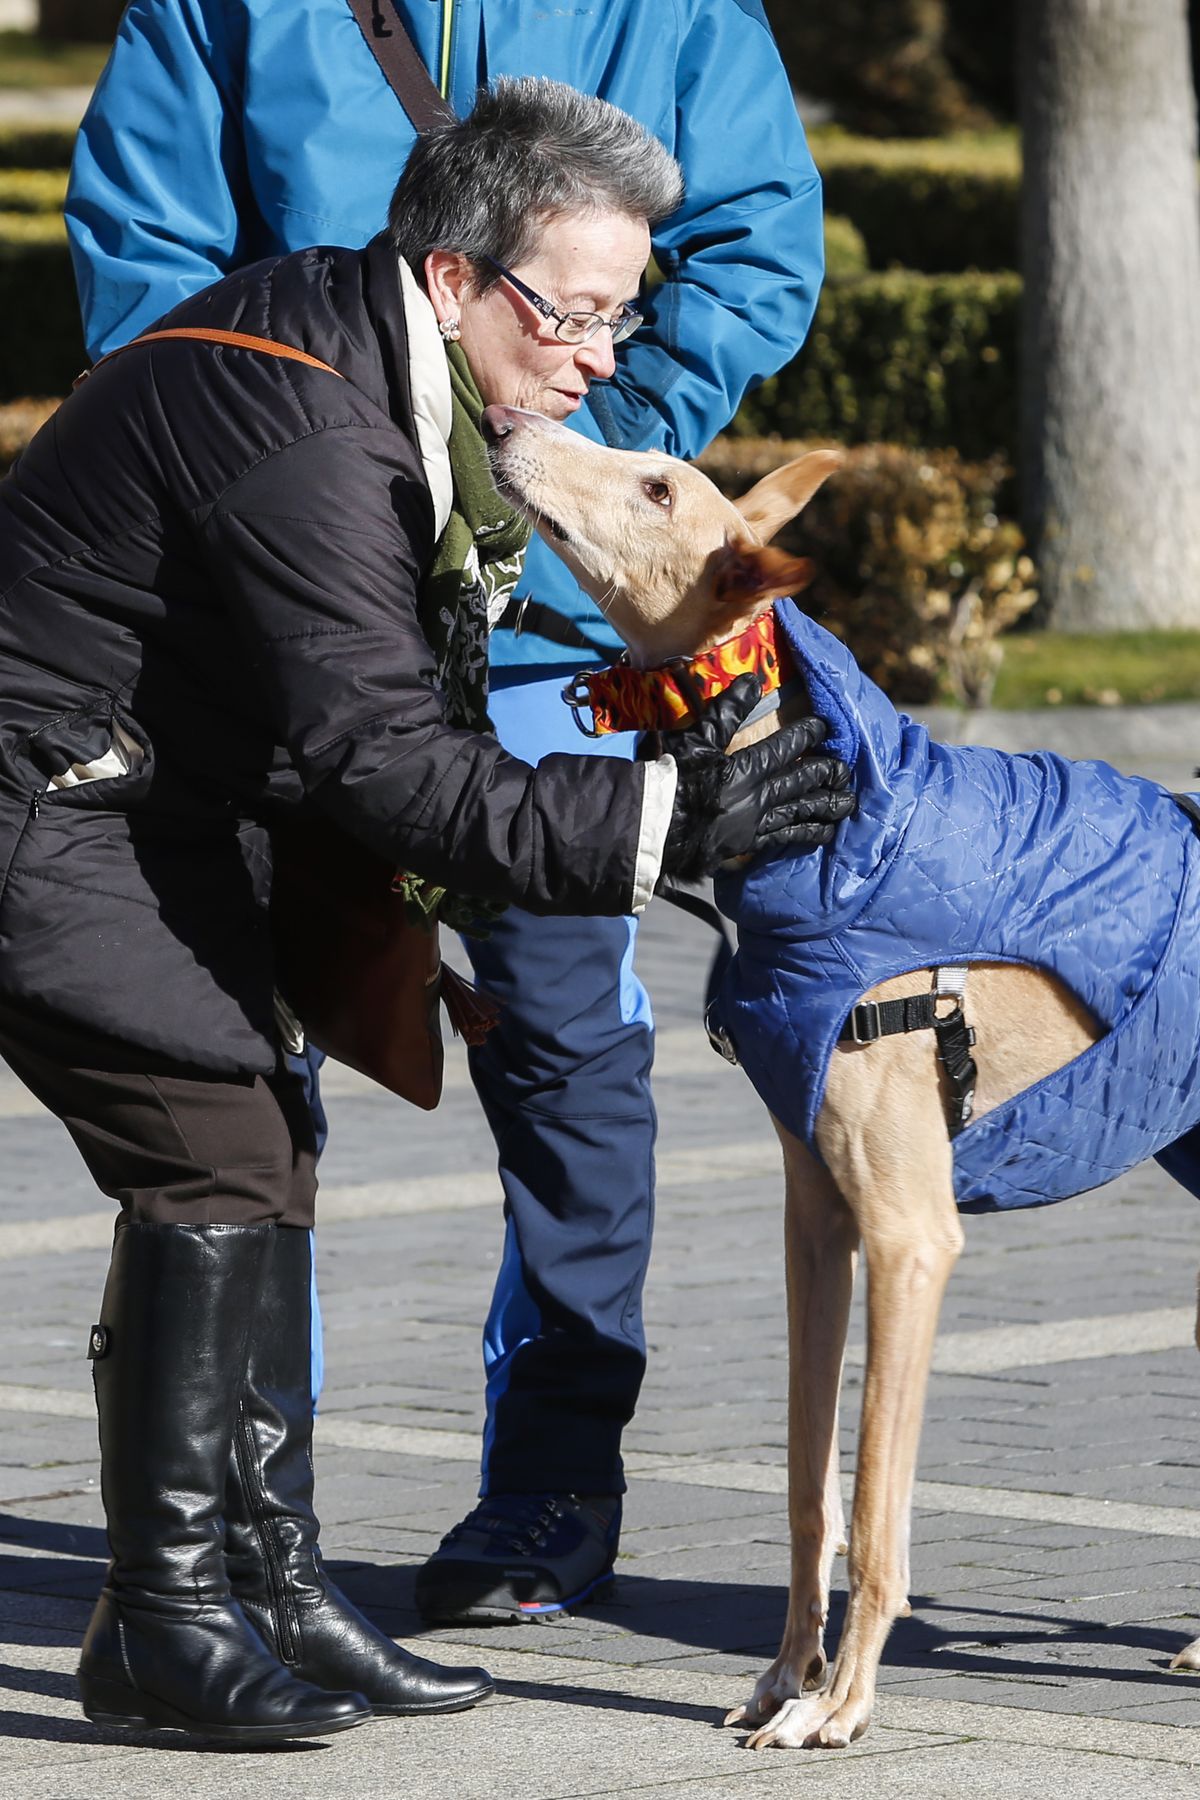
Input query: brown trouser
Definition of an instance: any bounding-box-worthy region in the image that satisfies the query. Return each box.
[0,1002,317,1228]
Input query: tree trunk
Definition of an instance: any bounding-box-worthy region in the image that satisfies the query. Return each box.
[1020,0,1200,630]
[37,0,124,42]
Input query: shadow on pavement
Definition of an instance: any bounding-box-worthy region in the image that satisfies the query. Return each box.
[333,1558,1200,1691]
[0,1524,1195,1746]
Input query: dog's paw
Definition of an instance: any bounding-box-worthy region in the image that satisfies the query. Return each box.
[723,1649,827,1731]
[1170,1636,1200,1673]
[723,1689,784,1730]
[743,1689,872,1751]
[723,1672,795,1730]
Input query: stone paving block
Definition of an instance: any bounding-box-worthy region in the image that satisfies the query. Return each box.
[882,1660,1200,1719]
[1042,1597,1200,1639]
[955,1522,1136,1551]
[619,1521,785,1561]
[909,1512,1028,1546]
[695,1742,1200,1800]
[620,1487,784,1531]
[902,1584,1101,1627]
[991,1543,1198,1580]
[0,1592,91,1638]
[616,1546,792,1584]
[1111,1693,1200,1725]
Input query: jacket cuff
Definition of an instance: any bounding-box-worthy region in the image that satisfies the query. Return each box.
[631,755,678,913]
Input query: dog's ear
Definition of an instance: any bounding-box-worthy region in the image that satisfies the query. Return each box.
[733,449,842,542]
[712,539,816,610]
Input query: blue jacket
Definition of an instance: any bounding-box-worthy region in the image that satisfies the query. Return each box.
[65,0,823,670]
[715,603,1200,1214]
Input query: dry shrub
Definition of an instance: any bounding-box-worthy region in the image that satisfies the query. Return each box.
[764,0,991,137]
[698,437,1036,706]
[0,396,60,475]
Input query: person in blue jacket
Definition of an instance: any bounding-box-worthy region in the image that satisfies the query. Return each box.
[66,0,825,1625]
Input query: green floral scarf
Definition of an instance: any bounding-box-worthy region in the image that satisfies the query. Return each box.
[419,343,531,734]
[394,343,532,935]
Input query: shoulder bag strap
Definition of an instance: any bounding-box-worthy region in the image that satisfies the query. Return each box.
[75,326,345,388]
[345,0,457,131]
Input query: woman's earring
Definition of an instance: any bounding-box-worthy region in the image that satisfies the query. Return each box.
[438,317,462,343]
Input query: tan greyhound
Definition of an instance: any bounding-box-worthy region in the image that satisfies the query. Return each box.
[484,402,1200,1749]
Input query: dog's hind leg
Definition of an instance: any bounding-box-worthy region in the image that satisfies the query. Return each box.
[745,1032,964,1749]
[724,1123,857,1735]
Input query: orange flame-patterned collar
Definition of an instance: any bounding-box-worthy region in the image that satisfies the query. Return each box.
[561,611,792,736]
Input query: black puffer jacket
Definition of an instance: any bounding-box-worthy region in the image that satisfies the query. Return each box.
[0,238,648,1073]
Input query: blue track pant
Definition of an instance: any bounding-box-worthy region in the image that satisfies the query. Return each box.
[302,669,657,1488]
[465,671,656,1496]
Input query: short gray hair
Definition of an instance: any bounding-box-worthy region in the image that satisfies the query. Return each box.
[388,77,684,288]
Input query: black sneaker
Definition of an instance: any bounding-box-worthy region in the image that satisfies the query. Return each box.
[414,1493,620,1625]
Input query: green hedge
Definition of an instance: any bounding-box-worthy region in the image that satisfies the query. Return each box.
[811,131,1020,273]
[733,270,1020,463]
[0,169,68,213]
[823,213,869,284]
[0,217,1020,460]
[0,123,76,170]
[0,214,85,398]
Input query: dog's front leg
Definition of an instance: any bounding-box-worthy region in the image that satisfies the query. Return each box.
[746,1042,964,1749]
[725,1124,857,1734]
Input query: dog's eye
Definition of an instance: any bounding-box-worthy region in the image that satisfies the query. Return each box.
[642,478,673,510]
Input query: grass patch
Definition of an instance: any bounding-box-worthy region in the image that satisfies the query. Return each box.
[0,31,107,89]
[986,631,1200,709]
[807,125,1021,174]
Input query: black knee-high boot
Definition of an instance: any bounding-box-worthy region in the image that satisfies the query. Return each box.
[224,1225,493,1714]
[78,1222,371,1742]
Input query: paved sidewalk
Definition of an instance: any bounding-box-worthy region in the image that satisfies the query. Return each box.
[3,704,1200,1798]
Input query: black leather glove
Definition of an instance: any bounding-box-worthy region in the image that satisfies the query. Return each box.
[659,673,854,884]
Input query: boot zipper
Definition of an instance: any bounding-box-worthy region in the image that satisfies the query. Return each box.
[234,1407,300,1665]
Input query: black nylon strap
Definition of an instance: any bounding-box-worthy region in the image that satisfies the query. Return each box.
[345,0,456,132]
[839,991,937,1044]
[934,1008,978,1133]
[494,596,616,661]
[839,986,978,1138]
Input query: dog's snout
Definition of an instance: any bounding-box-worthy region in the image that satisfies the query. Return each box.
[482,405,519,444]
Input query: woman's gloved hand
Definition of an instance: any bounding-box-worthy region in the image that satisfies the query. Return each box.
[659,673,854,884]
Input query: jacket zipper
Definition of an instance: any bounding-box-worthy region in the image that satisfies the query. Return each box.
[234,1407,299,1664]
[439,0,454,101]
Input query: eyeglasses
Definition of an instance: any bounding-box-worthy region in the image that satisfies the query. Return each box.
[482,256,643,346]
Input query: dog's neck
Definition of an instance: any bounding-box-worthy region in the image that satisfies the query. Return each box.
[582,606,796,754]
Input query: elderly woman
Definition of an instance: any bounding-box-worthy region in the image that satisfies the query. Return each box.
[0,80,848,1744]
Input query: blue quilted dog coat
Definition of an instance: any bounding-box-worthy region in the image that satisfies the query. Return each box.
[713,601,1200,1213]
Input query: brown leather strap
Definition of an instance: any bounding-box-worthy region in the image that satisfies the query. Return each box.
[345,0,456,132]
[75,327,344,388]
